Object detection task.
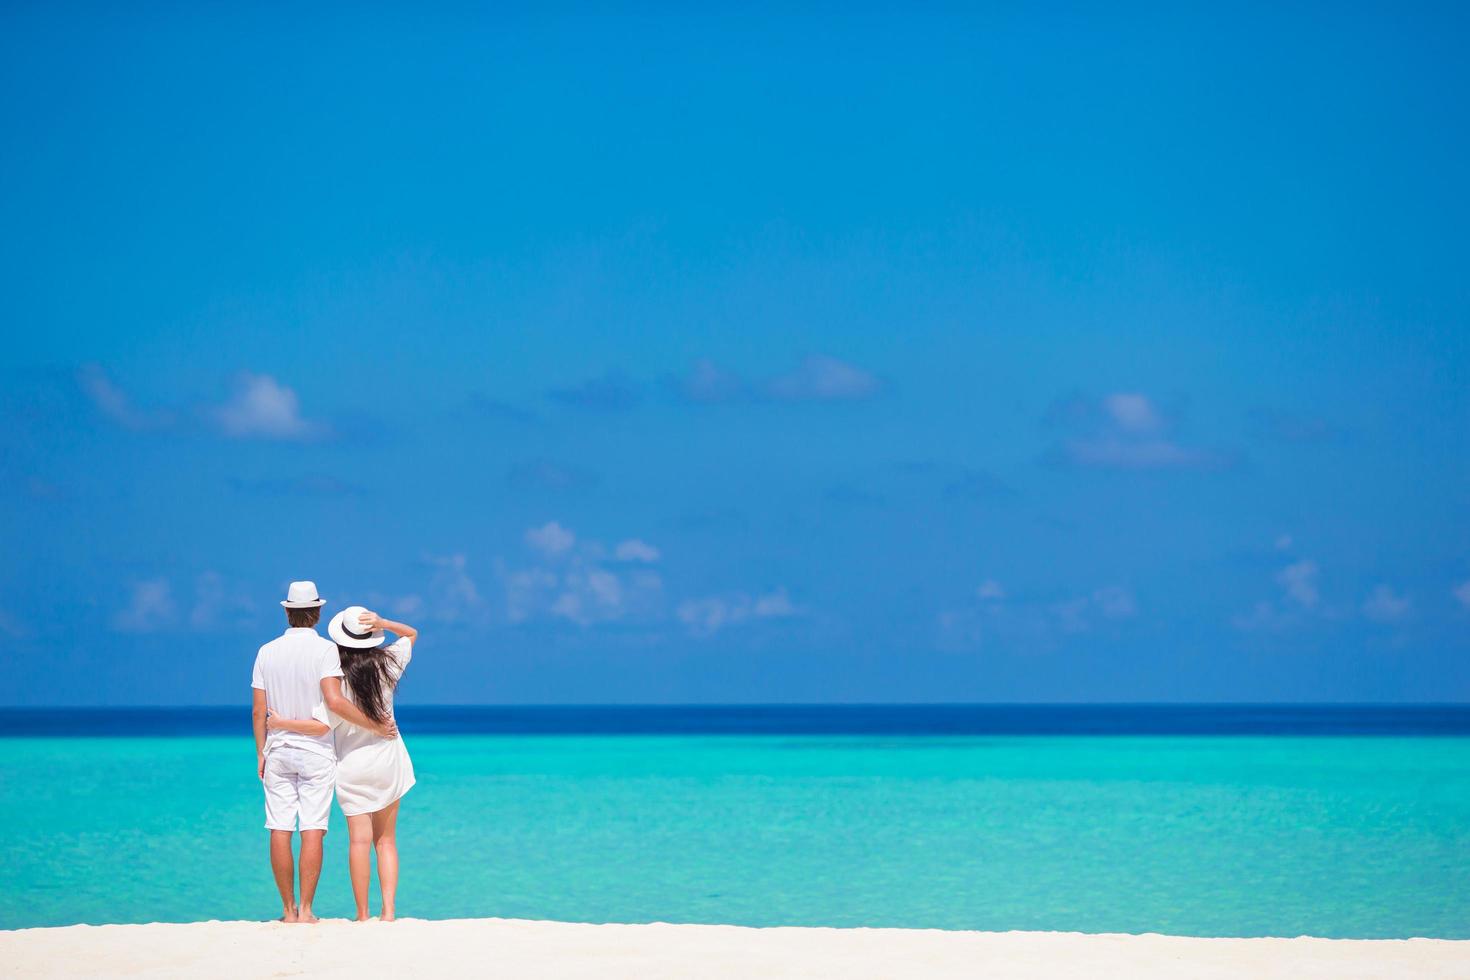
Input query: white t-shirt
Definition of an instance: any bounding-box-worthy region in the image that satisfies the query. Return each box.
[251,627,343,761]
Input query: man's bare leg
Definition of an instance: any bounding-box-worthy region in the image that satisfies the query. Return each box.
[297,829,325,923]
[269,830,298,922]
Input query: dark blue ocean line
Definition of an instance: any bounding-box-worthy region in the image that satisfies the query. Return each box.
[2,704,1469,737]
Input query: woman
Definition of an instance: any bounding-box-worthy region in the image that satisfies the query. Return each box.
[267,606,418,921]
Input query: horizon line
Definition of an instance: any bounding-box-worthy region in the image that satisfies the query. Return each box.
[5,701,1470,710]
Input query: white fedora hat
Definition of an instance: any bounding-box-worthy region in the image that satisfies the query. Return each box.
[328,605,385,648]
[281,581,326,609]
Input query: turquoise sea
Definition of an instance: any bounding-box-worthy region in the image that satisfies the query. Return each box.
[1,707,1467,938]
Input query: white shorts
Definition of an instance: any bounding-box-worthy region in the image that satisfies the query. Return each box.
[262,746,335,832]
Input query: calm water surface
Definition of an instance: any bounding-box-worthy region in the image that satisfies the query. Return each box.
[2,706,1467,937]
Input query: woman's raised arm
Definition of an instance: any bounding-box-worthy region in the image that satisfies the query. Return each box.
[363,611,417,644]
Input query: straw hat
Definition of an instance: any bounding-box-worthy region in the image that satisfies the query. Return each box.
[328,605,385,648]
[280,581,326,609]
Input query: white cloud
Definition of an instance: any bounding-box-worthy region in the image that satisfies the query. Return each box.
[1454,581,1470,609]
[753,589,797,617]
[1048,392,1227,471]
[390,595,425,618]
[426,554,482,620]
[113,579,176,633]
[1362,585,1411,624]
[502,525,663,626]
[1274,534,1294,552]
[188,571,253,630]
[1060,437,1222,471]
[615,539,661,563]
[548,592,585,622]
[366,556,481,624]
[78,366,171,430]
[672,355,881,404]
[1233,559,1327,633]
[677,589,799,636]
[408,524,757,634]
[542,565,657,627]
[1049,586,1137,634]
[115,573,255,633]
[676,358,746,403]
[504,566,558,624]
[1091,585,1138,619]
[1275,559,1320,609]
[938,582,1136,649]
[80,367,327,442]
[214,373,326,440]
[1102,392,1165,434]
[586,569,623,606]
[1049,596,1092,634]
[935,608,985,650]
[1231,600,1295,633]
[79,366,134,422]
[765,355,881,401]
[677,598,736,635]
[525,521,576,557]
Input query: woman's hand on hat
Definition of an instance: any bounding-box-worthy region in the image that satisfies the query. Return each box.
[358,610,381,631]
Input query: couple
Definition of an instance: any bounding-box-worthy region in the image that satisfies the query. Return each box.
[250,580,418,923]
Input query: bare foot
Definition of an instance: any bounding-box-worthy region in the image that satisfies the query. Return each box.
[354,913,373,922]
[380,911,396,922]
[297,908,319,924]
[278,909,299,924]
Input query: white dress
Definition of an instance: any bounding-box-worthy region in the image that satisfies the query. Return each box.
[319,637,416,816]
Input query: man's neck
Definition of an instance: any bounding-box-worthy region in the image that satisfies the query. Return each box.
[285,627,317,634]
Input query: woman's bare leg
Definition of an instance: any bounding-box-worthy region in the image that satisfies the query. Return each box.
[370,801,401,921]
[345,814,374,921]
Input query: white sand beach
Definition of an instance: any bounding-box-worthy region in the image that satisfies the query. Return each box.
[2,918,1465,979]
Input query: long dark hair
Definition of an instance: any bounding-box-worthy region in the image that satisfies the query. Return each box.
[337,644,397,725]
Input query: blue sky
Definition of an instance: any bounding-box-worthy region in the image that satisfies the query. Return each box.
[2,4,1467,705]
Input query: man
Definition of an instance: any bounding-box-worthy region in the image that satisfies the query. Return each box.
[251,581,393,923]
